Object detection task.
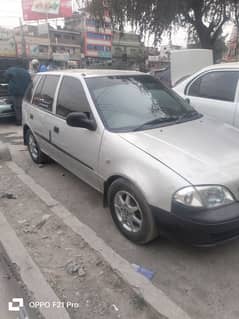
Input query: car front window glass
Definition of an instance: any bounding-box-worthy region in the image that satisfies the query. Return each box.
[56,76,91,118]
[86,75,195,131]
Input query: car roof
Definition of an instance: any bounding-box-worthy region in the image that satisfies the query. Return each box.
[174,62,239,89]
[40,69,143,78]
[202,62,239,71]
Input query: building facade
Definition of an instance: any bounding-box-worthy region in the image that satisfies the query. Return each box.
[112,31,144,69]
[14,24,82,64]
[50,28,82,62]
[65,11,112,64]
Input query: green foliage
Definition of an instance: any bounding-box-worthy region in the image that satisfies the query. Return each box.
[89,0,238,52]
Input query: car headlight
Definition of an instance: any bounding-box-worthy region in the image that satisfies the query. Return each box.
[173,185,235,209]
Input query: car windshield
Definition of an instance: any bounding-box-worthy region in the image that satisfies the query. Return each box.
[86,74,198,132]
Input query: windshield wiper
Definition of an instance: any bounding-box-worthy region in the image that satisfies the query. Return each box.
[176,110,202,122]
[133,116,179,132]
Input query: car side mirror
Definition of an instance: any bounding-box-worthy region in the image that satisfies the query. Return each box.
[185,98,190,104]
[66,112,97,131]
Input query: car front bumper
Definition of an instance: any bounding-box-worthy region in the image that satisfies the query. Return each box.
[151,202,239,246]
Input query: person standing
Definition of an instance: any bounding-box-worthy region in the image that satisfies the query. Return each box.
[29,59,40,78]
[5,65,31,125]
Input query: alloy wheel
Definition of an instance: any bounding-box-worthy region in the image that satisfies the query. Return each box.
[114,190,143,233]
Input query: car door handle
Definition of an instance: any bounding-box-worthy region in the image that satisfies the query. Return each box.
[30,113,34,120]
[54,126,59,134]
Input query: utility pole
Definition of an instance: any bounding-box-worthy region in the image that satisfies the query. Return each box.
[19,18,27,58]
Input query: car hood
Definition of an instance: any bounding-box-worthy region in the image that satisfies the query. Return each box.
[120,118,239,199]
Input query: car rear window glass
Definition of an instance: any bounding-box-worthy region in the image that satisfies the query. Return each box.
[32,76,46,106]
[32,75,59,111]
[24,75,40,103]
[188,71,239,102]
[56,76,91,118]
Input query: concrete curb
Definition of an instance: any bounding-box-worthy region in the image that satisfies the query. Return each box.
[0,211,71,319]
[0,141,11,161]
[7,161,191,319]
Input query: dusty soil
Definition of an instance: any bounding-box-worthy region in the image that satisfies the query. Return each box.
[0,164,162,319]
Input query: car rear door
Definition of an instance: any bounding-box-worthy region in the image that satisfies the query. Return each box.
[50,75,103,191]
[185,70,239,125]
[29,74,60,153]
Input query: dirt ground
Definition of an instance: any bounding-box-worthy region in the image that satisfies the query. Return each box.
[0,164,162,319]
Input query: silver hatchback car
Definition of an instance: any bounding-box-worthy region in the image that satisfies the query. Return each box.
[23,70,239,246]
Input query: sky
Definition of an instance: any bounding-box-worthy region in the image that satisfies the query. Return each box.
[0,0,233,47]
[0,0,23,27]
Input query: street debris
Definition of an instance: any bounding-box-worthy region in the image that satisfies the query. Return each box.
[23,225,35,234]
[96,259,103,266]
[78,267,86,277]
[34,214,51,230]
[65,260,80,274]
[131,264,155,280]
[111,304,119,312]
[17,219,27,224]
[38,164,44,168]
[65,260,86,278]
[41,235,49,240]
[0,192,17,200]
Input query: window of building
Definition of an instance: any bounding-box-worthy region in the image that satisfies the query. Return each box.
[130,48,137,55]
[87,32,112,41]
[104,22,111,29]
[32,75,59,111]
[87,44,111,52]
[188,71,239,102]
[86,18,96,26]
[39,46,48,53]
[115,47,122,54]
[56,76,91,118]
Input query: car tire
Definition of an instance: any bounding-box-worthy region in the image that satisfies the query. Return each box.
[27,130,49,164]
[108,178,159,244]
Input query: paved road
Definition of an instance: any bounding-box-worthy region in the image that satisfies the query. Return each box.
[1,121,239,319]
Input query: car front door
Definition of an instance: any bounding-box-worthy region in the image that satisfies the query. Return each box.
[185,70,239,126]
[50,75,103,191]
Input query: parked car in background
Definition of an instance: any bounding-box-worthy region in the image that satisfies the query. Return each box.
[0,79,14,119]
[174,63,239,127]
[0,58,29,119]
[23,70,239,246]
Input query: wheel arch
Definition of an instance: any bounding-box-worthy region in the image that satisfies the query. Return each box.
[103,174,146,207]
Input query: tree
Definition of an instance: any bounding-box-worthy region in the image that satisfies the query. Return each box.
[89,0,238,58]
